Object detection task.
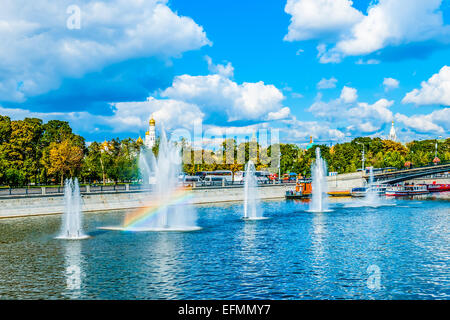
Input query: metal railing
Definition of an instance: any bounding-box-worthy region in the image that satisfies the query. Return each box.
[0,179,293,198]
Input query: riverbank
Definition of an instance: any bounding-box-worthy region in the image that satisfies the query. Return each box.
[0,184,290,219]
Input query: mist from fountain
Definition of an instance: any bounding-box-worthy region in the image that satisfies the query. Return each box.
[56,178,89,240]
[308,147,332,212]
[364,167,380,207]
[345,167,396,208]
[105,128,200,232]
[243,160,267,220]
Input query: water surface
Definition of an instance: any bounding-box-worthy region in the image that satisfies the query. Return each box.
[0,196,448,299]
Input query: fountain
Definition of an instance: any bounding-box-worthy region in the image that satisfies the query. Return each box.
[101,128,200,232]
[345,167,395,208]
[308,148,332,212]
[56,178,89,240]
[243,160,267,220]
[364,167,380,207]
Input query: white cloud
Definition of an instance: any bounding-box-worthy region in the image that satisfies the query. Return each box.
[383,77,400,91]
[316,44,342,63]
[349,99,394,132]
[203,124,267,137]
[110,98,204,131]
[355,58,380,65]
[402,66,450,106]
[308,87,394,135]
[285,0,449,63]
[395,108,449,134]
[161,73,286,121]
[281,117,347,142]
[340,86,358,103]
[284,0,363,41]
[205,56,234,78]
[0,0,210,102]
[317,77,338,89]
[336,0,447,56]
[267,107,291,120]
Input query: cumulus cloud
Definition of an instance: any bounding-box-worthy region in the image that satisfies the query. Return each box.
[205,56,234,78]
[285,0,449,63]
[267,107,291,120]
[161,73,286,121]
[395,108,449,134]
[340,86,358,103]
[284,0,363,41]
[402,65,450,106]
[336,0,446,57]
[383,77,400,91]
[109,97,204,131]
[308,87,394,134]
[317,77,338,89]
[0,0,210,102]
[280,117,347,142]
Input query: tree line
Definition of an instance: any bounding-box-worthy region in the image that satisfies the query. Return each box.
[0,115,449,187]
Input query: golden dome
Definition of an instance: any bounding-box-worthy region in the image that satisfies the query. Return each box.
[101,140,109,151]
[145,131,149,136]
[149,116,155,126]
[137,136,143,144]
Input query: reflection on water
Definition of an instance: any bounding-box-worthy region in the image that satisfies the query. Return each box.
[148,233,181,299]
[311,212,327,271]
[0,196,449,299]
[63,241,83,298]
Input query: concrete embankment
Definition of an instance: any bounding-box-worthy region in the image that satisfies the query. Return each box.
[327,172,365,192]
[0,184,291,219]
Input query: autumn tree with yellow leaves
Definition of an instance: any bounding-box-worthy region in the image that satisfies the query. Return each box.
[48,139,84,186]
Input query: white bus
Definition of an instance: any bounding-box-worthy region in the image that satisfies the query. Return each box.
[197,170,233,183]
[233,171,244,183]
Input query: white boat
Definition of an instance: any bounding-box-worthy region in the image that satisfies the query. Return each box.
[385,185,429,196]
[351,185,387,197]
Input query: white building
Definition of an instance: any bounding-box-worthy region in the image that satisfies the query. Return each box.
[145,115,156,149]
[388,120,397,141]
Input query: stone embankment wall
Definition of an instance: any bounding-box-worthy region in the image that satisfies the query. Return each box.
[326,172,366,192]
[0,184,290,219]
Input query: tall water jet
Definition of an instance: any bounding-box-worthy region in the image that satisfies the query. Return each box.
[364,167,380,206]
[57,178,89,240]
[309,148,331,212]
[138,151,154,186]
[102,128,200,232]
[243,161,266,220]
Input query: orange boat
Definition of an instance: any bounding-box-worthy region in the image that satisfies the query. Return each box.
[328,190,351,197]
[285,178,312,199]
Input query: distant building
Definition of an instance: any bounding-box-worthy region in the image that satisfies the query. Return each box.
[388,120,397,142]
[305,136,315,150]
[145,115,156,149]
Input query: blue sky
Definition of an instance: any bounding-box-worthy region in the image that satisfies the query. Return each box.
[0,0,449,146]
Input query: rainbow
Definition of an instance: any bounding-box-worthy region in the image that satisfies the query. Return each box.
[122,188,193,230]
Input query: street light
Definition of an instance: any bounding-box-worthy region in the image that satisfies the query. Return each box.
[355,141,365,171]
[278,151,281,184]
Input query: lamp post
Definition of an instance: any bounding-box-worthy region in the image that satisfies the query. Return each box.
[100,140,109,185]
[278,151,281,184]
[356,142,365,171]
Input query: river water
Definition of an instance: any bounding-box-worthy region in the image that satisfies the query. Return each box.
[0,194,448,299]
